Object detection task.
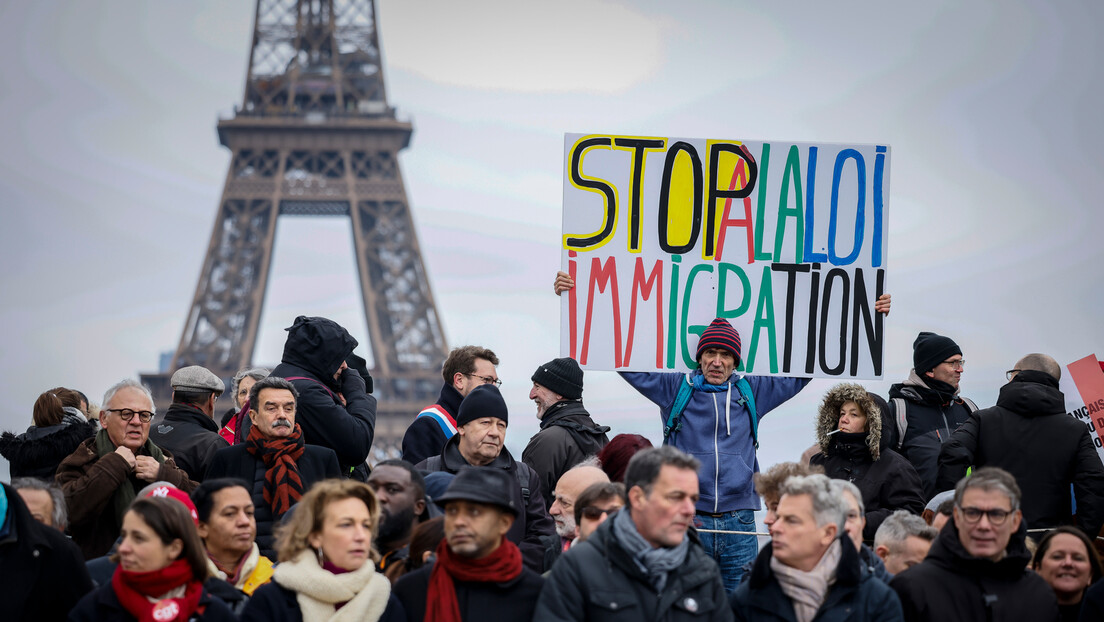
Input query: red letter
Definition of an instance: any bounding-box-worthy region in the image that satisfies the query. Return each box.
[624,258,664,367]
[580,256,622,366]
[715,158,756,264]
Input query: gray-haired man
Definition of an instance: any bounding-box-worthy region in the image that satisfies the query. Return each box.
[873,510,936,576]
[731,474,902,621]
[890,467,1058,621]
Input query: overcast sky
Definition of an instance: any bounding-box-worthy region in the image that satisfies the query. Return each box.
[2,1,1102,481]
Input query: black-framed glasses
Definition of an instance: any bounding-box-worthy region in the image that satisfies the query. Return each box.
[1005,369,1021,380]
[581,506,620,520]
[941,358,966,370]
[957,506,1012,525]
[105,408,154,423]
[466,373,502,387]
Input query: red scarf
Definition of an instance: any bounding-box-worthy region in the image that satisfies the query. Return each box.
[112,559,203,622]
[426,537,522,622]
[245,422,306,515]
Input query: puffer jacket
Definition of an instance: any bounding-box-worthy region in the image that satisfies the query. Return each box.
[810,383,926,540]
[884,371,977,500]
[522,399,611,508]
[267,315,377,478]
[937,370,1104,538]
[535,518,732,621]
[621,370,810,513]
[416,435,556,573]
[890,517,1059,621]
[0,417,97,480]
[730,534,903,621]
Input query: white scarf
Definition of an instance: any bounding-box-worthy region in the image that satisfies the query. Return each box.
[273,550,392,622]
[207,543,261,590]
[769,539,841,622]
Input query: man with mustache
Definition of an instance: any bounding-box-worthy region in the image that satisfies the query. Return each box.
[367,459,428,581]
[206,376,341,558]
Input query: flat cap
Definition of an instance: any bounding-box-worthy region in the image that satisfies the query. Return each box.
[170,365,225,394]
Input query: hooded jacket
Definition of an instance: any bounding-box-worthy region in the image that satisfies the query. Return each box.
[885,371,977,500]
[621,370,810,513]
[0,417,98,480]
[534,516,732,622]
[810,383,926,541]
[889,516,1059,622]
[936,370,1104,538]
[416,434,556,573]
[268,316,377,476]
[730,534,903,621]
[522,399,611,509]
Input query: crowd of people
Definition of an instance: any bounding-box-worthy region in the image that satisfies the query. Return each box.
[2,297,1104,621]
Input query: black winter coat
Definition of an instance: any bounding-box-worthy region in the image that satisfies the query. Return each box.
[730,535,903,621]
[936,370,1104,538]
[522,399,610,509]
[149,403,228,481]
[811,435,925,542]
[67,582,237,622]
[205,443,341,559]
[241,581,405,622]
[885,372,977,499]
[890,518,1059,622]
[0,482,93,621]
[416,436,556,573]
[534,519,733,622]
[267,315,377,476]
[401,384,462,466]
[394,560,543,622]
[0,419,97,480]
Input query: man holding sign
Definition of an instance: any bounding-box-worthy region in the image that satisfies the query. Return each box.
[556,272,889,590]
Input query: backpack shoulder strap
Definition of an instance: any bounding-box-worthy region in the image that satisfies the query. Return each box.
[735,377,759,449]
[960,397,979,413]
[663,374,695,444]
[892,397,908,450]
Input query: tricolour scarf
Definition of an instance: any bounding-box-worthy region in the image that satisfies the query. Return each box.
[112,558,203,622]
[93,429,168,525]
[769,539,841,622]
[610,505,689,592]
[245,422,305,515]
[426,536,522,622]
[273,550,391,622]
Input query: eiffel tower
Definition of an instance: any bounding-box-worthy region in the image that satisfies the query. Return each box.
[142,0,448,452]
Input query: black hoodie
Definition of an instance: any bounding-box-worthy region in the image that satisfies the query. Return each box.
[937,370,1104,537]
[890,515,1059,622]
[269,316,377,476]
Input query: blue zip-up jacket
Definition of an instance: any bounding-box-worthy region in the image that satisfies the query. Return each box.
[620,370,810,513]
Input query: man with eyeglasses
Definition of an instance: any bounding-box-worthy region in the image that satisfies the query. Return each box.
[891,467,1059,621]
[523,356,610,509]
[416,384,556,572]
[574,481,626,542]
[937,353,1104,540]
[56,379,197,559]
[884,331,980,500]
[402,345,500,465]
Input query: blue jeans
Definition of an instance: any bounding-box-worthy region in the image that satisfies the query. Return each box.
[694,509,759,594]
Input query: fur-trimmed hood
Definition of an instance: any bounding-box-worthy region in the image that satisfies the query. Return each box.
[815,383,882,460]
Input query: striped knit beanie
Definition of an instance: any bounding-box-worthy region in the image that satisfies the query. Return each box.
[695,318,742,367]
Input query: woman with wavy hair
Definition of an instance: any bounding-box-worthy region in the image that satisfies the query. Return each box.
[69,496,235,621]
[810,382,926,542]
[241,479,404,622]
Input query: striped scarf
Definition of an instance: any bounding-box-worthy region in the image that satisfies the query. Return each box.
[245,422,305,515]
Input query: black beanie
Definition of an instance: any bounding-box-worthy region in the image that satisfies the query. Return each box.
[913,332,962,374]
[531,357,584,400]
[456,384,509,428]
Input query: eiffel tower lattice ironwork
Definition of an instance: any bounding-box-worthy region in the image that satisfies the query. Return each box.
[143,0,448,449]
